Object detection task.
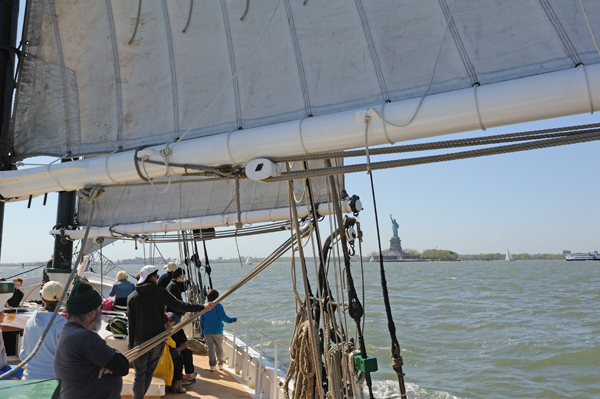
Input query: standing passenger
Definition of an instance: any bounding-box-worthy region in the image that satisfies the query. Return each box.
[128,265,214,399]
[165,267,186,318]
[19,281,67,380]
[157,262,177,288]
[200,289,237,371]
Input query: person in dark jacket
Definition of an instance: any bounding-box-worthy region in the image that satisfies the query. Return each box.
[165,267,186,318]
[156,261,177,288]
[5,277,24,309]
[127,265,214,399]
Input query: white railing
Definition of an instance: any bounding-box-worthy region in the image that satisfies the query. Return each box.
[221,324,294,399]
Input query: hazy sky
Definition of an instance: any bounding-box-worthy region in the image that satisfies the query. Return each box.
[2,112,599,264]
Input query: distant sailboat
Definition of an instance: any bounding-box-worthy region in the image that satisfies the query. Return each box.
[369,256,375,262]
[505,249,515,262]
[245,257,252,265]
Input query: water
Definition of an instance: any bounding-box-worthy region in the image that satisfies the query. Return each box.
[2,260,599,398]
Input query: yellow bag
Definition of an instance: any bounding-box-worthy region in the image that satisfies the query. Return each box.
[153,337,176,386]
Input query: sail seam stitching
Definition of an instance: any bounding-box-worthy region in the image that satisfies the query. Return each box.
[579,0,600,57]
[438,0,478,85]
[47,0,72,155]
[105,0,123,148]
[220,0,243,129]
[354,0,389,102]
[162,1,180,141]
[538,0,581,65]
[283,0,312,117]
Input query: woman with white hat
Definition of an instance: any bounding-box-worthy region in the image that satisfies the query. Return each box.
[19,281,67,380]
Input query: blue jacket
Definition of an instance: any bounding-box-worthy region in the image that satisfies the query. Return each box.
[19,310,67,380]
[109,280,135,299]
[200,303,236,335]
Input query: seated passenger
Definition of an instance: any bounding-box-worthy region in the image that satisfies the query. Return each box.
[165,312,197,385]
[5,277,24,310]
[164,313,186,393]
[109,271,135,312]
[19,281,67,380]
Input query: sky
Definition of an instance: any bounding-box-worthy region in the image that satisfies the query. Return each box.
[1,1,599,263]
[2,111,599,263]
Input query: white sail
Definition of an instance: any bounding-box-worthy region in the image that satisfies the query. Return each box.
[9,0,600,160]
[506,249,515,262]
[75,159,344,229]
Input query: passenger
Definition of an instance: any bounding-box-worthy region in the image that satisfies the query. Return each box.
[109,271,135,313]
[163,313,186,393]
[5,277,24,310]
[54,281,129,399]
[200,289,237,371]
[0,310,23,379]
[128,265,214,399]
[42,254,53,285]
[166,267,186,318]
[19,281,67,380]
[165,311,197,385]
[157,261,177,288]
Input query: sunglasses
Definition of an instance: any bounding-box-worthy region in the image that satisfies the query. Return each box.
[167,318,174,322]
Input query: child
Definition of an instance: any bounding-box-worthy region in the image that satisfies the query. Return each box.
[200,289,237,371]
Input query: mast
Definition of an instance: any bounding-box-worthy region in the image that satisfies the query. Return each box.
[0,0,19,262]
[52,170,77,271]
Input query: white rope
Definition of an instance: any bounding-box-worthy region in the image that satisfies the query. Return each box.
[473,83,487,130]
[104,148,122,184]
[580,0,600,56]
[380,102,395,145]
[366,0,456,129]
[578,64,595,114]
[44,154,73,192]
[364,115,372,174]
[298,117,311,155]
[139,149,173,194]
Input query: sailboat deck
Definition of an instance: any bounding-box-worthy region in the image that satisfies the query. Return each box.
[121,352,253,399]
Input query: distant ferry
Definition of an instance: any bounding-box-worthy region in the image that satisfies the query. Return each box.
[565,252,600,261]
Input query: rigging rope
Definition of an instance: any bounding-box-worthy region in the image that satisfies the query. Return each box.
[324,159,374,399]
[368,172,408,397]
[88,124,600,192]
[125,222,308,362]
[285,163,324,399]
[263,128,600,182]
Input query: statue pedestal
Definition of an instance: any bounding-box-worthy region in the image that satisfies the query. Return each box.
[389,237,403,254]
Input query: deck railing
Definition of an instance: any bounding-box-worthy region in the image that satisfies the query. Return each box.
[221,323,293,399]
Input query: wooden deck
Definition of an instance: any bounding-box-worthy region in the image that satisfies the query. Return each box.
[121,352,253,399]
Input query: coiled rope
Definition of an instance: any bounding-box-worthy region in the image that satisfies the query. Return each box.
[284,314,319,399]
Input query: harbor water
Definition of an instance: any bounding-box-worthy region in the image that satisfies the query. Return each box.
[2,259,599,398]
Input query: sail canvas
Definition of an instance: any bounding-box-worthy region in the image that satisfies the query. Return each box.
[10,0,600,161]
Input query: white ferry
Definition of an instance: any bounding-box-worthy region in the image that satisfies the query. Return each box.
[565,252,600,261]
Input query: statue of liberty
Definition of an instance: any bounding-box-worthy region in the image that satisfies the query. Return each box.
[390,214,399,239]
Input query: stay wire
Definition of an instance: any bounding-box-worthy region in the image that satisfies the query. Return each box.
[368,171,407,398]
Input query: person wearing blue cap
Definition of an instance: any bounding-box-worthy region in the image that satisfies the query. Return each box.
[54,281,130,399]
